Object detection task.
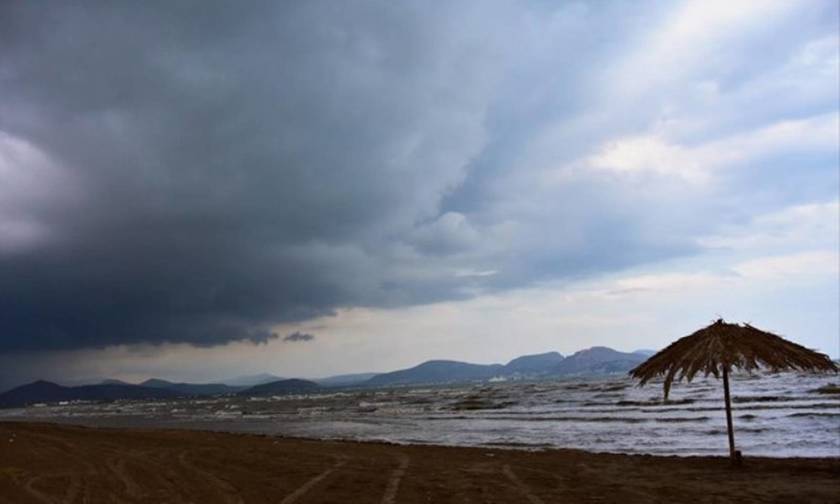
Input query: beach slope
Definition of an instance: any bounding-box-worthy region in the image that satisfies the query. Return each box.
[0,422,837,503]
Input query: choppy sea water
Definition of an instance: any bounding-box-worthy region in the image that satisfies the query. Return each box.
[1,373,838,457]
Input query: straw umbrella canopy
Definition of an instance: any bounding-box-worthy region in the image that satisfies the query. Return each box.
[629,319,838,463]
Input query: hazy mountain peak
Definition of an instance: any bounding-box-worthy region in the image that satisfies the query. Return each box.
[505,352,565,373]
[365,346,652,386]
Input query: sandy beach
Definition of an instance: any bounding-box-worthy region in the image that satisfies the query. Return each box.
[1,422,837,503]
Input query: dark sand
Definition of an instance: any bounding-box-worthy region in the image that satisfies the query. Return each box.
[0,422,837,503]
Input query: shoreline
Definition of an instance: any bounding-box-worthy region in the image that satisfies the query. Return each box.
[2,415,838,460]
[3,416,839,461]
[2,421,839,503]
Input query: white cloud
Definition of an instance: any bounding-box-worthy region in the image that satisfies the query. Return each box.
[607,272,735,294]
[613,0,798,96]
[588,135,704,181]
[586,113,837,182]
[699,200,840,251]
[734,251,839,279]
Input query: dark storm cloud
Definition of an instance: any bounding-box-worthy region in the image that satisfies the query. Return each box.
[1,0,836,356]
[0,0,510,352]
[283,332,315,343]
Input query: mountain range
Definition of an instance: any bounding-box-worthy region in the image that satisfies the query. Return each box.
[314,372,381,386]
[0,378,325,409]
[140,378,243,396]
[0,346,654,408]
[239,378,322,396]
[0,380,181,409]
[366,347,648,386]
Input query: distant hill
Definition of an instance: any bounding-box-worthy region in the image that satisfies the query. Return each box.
[0,380,179,409]
[363,347,650,387]
[4,347,660,401]
[239,379,321,396]
[316,372,380,386]
[504,351,564,374]
[551,347,647,375]
[140,378,242,396]
[220,373,284,387]
[366,360,505,387]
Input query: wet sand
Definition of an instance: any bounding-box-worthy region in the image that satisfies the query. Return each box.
[0,422,838,503]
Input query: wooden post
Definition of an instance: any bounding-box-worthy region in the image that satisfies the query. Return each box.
[722,365,740,465]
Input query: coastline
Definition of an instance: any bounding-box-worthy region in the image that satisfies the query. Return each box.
[1,421,838,503]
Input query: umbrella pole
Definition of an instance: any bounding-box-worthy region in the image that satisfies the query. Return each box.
[722,366,740,464]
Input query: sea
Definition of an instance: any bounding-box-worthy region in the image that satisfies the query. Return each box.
[1,372,838,458]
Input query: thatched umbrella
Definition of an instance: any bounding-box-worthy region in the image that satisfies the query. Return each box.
[629,319,838,463]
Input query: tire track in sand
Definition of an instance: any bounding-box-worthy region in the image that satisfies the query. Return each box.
[105,456,145,499]
[103,447,186,502]
[380,453,410,504]
[178,449,244,504]
[19,433,88,504]
[279,457,348,504]
[103,449,181,504]
[502,464,546,504]
[22,475,55,504]
[22,472,82,504]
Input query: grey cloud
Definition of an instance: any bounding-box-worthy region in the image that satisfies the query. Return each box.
[283,332,315,343]
[409,212,480,256]
[0,0,836,356]
[0,1,507,352]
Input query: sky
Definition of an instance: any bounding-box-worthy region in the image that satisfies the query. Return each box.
[0,0,837,389]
